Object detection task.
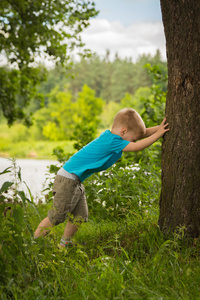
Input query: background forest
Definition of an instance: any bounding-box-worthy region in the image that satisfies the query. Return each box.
[0,50,167,159]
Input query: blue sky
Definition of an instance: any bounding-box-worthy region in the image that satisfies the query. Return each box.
[94,0,162,25]
[81,0,166,61]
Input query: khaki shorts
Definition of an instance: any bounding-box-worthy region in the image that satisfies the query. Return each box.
[48,175,88,225]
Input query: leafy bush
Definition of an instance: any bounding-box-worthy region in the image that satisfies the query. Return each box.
[85,153,161,221]
[141,63,167,127]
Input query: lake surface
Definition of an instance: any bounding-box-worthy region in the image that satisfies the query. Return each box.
[0,157,60,201]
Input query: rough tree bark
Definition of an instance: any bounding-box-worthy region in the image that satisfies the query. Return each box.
[159,0,200,237]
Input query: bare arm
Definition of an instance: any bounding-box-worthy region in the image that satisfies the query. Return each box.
[144,125,159,138]
[123,118,169,152]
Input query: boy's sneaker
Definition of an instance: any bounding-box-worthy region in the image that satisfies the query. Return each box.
[60,240,74,248]
[59,238,75,248]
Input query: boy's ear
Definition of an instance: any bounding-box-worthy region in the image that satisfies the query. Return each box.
[120,128,127,136]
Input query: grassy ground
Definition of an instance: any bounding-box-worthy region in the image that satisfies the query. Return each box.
[0,139,74,160]
[0,122,74,159]
[1,201,200,300]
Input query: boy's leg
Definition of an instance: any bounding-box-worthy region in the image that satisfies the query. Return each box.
[60,219,82,247]
[63,221,79,239]
[34,216,53,238]
[62,184,88,241]
[36,175,75,240]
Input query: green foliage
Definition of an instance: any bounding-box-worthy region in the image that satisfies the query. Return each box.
[38,52,167,104]
[72,123,97,151]
[35,84,104,142]
[139,63,167,128]
[0,54,168,157]
[40,87,75,141]
[119,89,151,115]
[0,62,167,162]
[74,84,104,124]
[0,83,104,151]
[0,163,200,299]
[71,84,104,150]
[0,0,98,125]
[140,84,166,128]
[0,181,13,194]
[85,155,161,221]
[0,138,74,159]
[145,63,168,84]
[99,101,121,130]
[0,64,46,127]
[132,87,152,112]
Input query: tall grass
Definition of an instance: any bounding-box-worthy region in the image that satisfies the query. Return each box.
[0,161,200,300]
[1,208,200,299]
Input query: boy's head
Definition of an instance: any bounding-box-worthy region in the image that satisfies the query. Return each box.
[111,108,146,142]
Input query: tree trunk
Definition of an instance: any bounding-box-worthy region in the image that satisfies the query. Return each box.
[159,0,200,237]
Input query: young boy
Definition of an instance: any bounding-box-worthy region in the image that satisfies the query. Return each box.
[34,108,169,246]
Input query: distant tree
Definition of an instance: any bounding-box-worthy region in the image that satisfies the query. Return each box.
[159,0,200,237]
[72,84,104,150]
[37,51,167,106]
[41,87,74,141]
[35,84,104,141]
[0,0,98,125]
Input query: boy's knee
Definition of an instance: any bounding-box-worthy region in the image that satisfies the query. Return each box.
[48,210,65,226]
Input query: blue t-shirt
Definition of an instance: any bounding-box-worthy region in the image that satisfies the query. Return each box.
[63,130,130,182]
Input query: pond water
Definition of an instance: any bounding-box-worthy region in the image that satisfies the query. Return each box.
[0,157,60,201]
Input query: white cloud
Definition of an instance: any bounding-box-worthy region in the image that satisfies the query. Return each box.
[81,19,166,61]
[1,18,166,68]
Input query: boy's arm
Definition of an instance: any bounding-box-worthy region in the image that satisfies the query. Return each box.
[123,118,169,152]
[143,125,159,138]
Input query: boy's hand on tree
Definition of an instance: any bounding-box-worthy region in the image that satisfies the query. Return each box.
[123,118,169,152]
[157,118,169,137]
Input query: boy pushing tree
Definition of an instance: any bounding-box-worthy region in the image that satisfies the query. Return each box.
[34,108,169,247]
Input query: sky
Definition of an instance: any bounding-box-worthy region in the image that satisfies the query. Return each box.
[81,0,166,62]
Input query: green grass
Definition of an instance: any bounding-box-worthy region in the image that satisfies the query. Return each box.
[0,122,74,159]
[0,153,199,300]
[0,139,74,159]
[1,202,200,300]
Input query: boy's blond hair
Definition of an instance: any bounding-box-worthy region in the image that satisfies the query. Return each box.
[112,108,146,137]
